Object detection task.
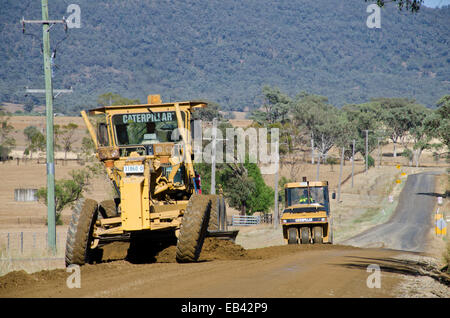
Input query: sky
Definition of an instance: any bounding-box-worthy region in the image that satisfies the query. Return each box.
[422,0,450,7]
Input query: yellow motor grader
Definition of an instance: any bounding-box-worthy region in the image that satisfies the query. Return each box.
[65,95,236,266]
[281,178,334,244]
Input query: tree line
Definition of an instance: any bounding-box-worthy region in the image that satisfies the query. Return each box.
[1,89,448,221]
[194,87,449,215]
[251,86,449,170]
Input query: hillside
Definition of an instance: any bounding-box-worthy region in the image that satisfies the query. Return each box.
[1,0,449,113]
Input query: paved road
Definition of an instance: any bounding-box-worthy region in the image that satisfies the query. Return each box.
[344,171,440,252]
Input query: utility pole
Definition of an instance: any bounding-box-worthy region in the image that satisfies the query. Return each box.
[316,134,324,181]
[42,0,56,254]
[21,1,66,254]
[337,146,344,202]
[351,139,355,188]
[365,130,369,175]
[273,142,280,229]
[203,118,226,195]
[377,137,382,167]
[211,118,217,195]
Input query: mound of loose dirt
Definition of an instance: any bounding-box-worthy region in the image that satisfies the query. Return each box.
[199,238,249,261]
[0,267,69,293]
[97,238,356,264]
[154,239,356,262]
[245,242,356,259]
[97,238,251,263]
[152,238,249,263]
[0,270,38,289]
[154,245,177,262]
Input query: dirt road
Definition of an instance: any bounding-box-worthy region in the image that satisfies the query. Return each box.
[0,241,412,298]
[0,172,448,298]
[2,237,448,298]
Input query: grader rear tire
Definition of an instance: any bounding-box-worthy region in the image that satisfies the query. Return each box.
[176,195,211,263]
[65,198,99,266]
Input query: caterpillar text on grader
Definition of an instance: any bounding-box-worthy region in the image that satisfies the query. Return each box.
[65,95,237,266]
[281,178,334,245]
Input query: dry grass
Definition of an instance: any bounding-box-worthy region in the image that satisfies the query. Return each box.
[0,160,113,227]
[331,167,405,242]
[444,241,450,273]
[6,115,88,152]
[434,172,449,272]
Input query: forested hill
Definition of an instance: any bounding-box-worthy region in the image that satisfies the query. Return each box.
[1,0,449,113]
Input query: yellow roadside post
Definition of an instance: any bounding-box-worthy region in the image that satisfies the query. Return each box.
[435,208,447,236]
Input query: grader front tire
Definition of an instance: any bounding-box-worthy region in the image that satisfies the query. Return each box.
[65,198,99,266]
[176,195,211,263]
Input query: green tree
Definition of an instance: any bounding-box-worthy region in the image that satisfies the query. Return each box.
[23,126,45,160]
[79,136,96,164]
[293,93,348,176]
[326,156,339,171]
[191,101,223,121]
[24,125,39,142]
[425,95,450,150]
[277,121,308,178]
[250,86,292,125]
[195,160,274,215]
[54,123,79,163]
[23,101,34,113]
[401,148,414,165]
[218,162,256,215]
[0,111,16,160]
[37,168,93,225]
[244,162,274,214]
[400,103,432,167]
[342,102,383,157]
[374,98,419,157]
[366,154,375,168]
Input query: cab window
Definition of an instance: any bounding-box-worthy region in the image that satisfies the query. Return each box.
[113,111,185,146]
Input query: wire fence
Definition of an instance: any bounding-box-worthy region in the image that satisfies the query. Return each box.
[0,231,66,258]
[0,230,67,276]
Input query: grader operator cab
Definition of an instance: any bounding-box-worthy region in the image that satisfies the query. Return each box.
[281,179,333,245]
[65,95,236,266]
